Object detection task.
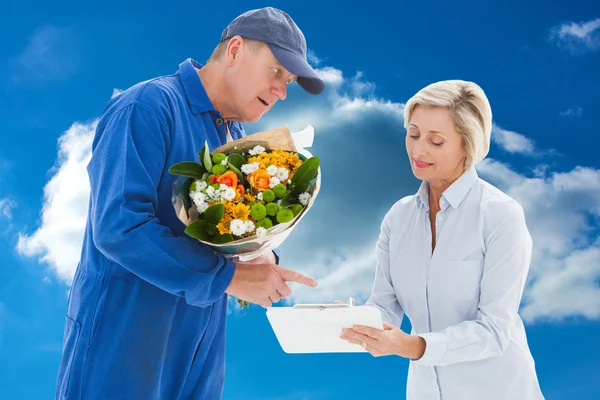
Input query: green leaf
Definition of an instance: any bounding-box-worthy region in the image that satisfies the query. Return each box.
[202,172,211,182]
[203,203,224,225]
[227,162,246,186]
[227,153,246,170]
[211,233,234,244]
[185,220,211,241]
[181,177,194,217]
[206,223,218,236]
[168,162,206,179]
[198,141,213,172]
[291,156,320,195]
[278,191,293,208]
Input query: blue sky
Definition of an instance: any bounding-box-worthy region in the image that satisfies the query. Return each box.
[1,0,599,399]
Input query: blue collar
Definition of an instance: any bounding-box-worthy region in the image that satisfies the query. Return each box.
[178,58,216,114]
[415,167,478,211]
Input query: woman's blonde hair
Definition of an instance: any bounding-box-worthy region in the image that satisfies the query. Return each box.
[403,80,492,169]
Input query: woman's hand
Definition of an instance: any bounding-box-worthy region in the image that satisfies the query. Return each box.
[340,322,426,359]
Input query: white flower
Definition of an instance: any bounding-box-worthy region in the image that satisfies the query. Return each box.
[248,145,265,155]
[299,192,311,206]
[267,165,278,176]
[192,192,207,204]
[219,184,229,191]
[222,187,236,201]
[275,168,289,181]
[257,192,264,201]
[230,219,246,236]
[191,197,204,210]
[191,192,209,213]
[221,159,228,166]
[269,177,281,188]
[191,179,207,194]
[244,220,255,233]
[206,186,221,201]
[288,179,292,184]
[256,227,267,237]
[196,202,209,213]
[241,162,259,175]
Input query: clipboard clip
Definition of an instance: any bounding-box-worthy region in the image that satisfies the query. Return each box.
[293,297,356,310]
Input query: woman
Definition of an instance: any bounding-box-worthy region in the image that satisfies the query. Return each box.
[340,80,544,399]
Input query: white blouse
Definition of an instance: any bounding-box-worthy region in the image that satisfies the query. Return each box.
[366,167,544,400]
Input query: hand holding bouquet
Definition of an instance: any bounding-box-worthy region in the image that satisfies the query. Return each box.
[169,126,321,307]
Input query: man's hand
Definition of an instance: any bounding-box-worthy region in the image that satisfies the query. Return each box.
[225,262,317,308]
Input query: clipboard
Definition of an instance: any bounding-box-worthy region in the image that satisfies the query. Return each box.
[266,299,383,354]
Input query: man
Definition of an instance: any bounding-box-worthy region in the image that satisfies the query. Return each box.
[55,7,324,400]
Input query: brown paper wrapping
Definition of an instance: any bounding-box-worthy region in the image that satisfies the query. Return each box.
[212,126,297,155]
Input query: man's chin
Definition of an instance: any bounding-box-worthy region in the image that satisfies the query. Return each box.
[245,112,266,124]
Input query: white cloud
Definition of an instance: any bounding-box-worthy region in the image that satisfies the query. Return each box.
[306,49,321,66]
[17,64,406,286]
[111,88,124,99]
[11,25,81,84]
[315,67,343,85]
[550,17,600,53]
[492,124,536,155]
[17,120,96,283]
[288,158,600,323]
[477,160,600,322]
[0,198,17,234]
[17,59,600,325]
[350,71,376,97]
[560,107,583,117]
[256,66,404,134]
[288,243,377,305]
[0,198,16,220]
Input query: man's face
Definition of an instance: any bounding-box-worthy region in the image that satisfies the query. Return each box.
[224,38,297,123]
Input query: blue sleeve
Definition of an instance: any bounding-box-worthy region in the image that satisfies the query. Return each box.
[87,102,235,308]
[272,248,281,264]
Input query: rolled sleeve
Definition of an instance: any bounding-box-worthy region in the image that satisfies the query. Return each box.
[413,332,448,366]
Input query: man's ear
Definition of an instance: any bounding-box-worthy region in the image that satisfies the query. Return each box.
[226,35,244,66]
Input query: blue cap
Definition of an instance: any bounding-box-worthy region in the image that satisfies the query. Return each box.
[221,7,325,95]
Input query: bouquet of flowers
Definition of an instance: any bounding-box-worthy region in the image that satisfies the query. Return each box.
[169,126,320,307]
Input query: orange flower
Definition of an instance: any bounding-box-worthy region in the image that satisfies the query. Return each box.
[248,169,271,191]
[216,171,238,188]
[244,193,257,203]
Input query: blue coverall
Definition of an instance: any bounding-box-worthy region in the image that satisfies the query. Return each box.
[55,58,261,399]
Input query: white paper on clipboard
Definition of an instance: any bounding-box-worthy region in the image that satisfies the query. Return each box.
[265,303,383,354]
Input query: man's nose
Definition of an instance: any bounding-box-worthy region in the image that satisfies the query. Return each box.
[272,80,287,101]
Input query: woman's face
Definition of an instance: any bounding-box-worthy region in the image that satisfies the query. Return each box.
[405,105,467,184]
